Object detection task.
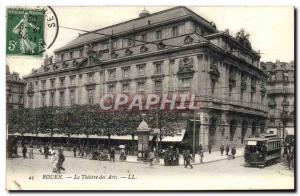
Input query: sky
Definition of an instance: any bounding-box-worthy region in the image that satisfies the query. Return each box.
[6,6,294,77]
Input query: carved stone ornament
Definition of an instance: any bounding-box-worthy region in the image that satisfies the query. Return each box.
[140,45,148,53]
[125,48,133,56]
[184,35,194,44]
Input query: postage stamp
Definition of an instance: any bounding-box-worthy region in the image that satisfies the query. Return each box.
[6,8,45,56]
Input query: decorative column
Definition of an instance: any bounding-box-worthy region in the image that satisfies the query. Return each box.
[198,111,210,150]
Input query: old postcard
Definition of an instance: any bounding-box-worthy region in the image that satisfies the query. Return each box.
[6,6,295,191]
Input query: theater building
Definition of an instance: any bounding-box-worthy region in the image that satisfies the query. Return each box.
[261,60,294,139]
[23,6,268,149]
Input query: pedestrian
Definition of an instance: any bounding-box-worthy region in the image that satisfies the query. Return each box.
[225,145,230,156]
[220,144,224,156]
[22,145,27,159]
[119,148,126,161]
[44,145,49,159]
[51,151,58,173]
[110,148,115,162]
[287,153,292,170]
[29,144,34,159]
[208,144,212,154]
[198,144,203,154]
[184,150,193,169]
[283,143,288,157]
[199,149,204,163]
[231,146,236,159]
[287,143,292,154]
[57,149,65,173]
[73,146,77,157]
[149,151,155,166]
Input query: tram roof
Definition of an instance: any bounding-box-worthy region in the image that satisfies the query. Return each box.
[244,137,282,142]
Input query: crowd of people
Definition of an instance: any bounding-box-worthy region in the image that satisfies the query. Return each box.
[11,140,295,173]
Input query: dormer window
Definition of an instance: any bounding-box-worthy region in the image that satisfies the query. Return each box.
[184,35,193,44]
[111,52,118,59]
[125,48,133,56]
[53,64,59,70]
[157,42,166,50]
[62,62,68,68]
[140,45,148,53]
[44,66,49,72]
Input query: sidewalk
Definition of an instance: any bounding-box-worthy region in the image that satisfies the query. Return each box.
[17,147,244,165]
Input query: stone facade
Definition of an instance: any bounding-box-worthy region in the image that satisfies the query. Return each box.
[23,6,268,149]
[261,60,294,137]
[6,65,25,110]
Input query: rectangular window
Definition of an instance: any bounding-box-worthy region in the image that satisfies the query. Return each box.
[87,89,94,105]
[122,83,129,93]
[87,73,94,83]
[59,91,65,107]
[156,30,162,40]
[108,84,115,93]
[41,93,46,107]
[59,77,65,87]
[181,78,191,89]
[70,51,73,59]
[41,80,46,89]
[137,82,145,92]
[50,92,55,107]
[79,49,83,57]
[123,67,130,78]
[172,26,179,37]
[113,40,118,49]
[128,37,135,46]
[154,61,163,74]
[137,64,145,77]
[29,96,33,108]
[50,79,55,88]
[154,80,163,91]
[70,90,75,105]
[108,69,116,80]
[19,95,23,104]
[142,34,147,42]
[70,76,75,85]
[123,39,128,48]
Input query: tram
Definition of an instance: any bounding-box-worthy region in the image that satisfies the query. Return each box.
[244,134,282,167]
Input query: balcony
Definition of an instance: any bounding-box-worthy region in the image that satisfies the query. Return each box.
[267,88,294,94]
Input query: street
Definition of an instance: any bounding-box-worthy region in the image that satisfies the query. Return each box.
[6,152,294,190]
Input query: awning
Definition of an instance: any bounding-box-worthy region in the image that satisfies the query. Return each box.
[160,129,186,142]
[247,141,257,145]
[285,128,294,135]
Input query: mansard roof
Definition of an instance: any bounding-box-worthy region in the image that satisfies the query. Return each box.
[55,6,217,52]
